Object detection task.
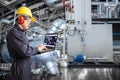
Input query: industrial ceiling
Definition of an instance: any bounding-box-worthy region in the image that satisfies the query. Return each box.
[0,0,43,19]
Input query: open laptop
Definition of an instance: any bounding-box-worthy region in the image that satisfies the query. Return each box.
[42,33,58,52]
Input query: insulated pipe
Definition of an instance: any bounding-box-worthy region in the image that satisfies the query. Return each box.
[43,0,61,7]
[109,0,118,18]
[97,4,103,18]
[0,19,13,24]
[104,0,118,18]
[112,0,118,3]
[0,9,15,19]
[47,18,66,33]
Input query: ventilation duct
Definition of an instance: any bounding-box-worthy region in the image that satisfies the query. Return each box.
[47,18,66,33]
[43,0,61,7]
[0,0,16,5]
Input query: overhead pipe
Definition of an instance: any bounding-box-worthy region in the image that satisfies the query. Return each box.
[0,10,15,19]
[109,0,118,18]
[112,0,118,3]
[0,0,25,18]
[47,18,66,33]
[0,19,13,24]
[43,0,61,7]
[104,0,118,18]
[97,4,104,18]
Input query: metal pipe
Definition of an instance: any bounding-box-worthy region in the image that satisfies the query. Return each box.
[104,0,118,18]
[97,4,103,18]
[92,0,99,2]
[113,0,118,3]
[0,19,13,24]
[0,10,15,19]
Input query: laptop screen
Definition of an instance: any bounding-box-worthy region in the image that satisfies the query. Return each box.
[43,33,58,48]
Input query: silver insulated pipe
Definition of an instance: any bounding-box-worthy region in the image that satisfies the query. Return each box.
[33,51,59,75]
[43,0,61,7]
[0,19,13,24]
[47,18,66,33]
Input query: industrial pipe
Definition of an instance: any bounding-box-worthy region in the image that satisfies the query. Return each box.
[0,19,13,24]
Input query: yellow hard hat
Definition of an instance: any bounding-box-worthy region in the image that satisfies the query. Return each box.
[16,6,35,22]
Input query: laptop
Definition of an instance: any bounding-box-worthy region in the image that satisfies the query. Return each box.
[42,33,58,52]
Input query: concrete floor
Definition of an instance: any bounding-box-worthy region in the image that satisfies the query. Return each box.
[0,62,120,80]
[31,68,120,80]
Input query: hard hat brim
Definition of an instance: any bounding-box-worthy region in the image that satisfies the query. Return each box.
[31,16,35,22]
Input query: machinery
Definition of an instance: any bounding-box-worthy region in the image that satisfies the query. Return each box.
[0,0,120,66]
[0,0,120,80]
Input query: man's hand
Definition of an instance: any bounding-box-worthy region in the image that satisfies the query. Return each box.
[37,45,47,53]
